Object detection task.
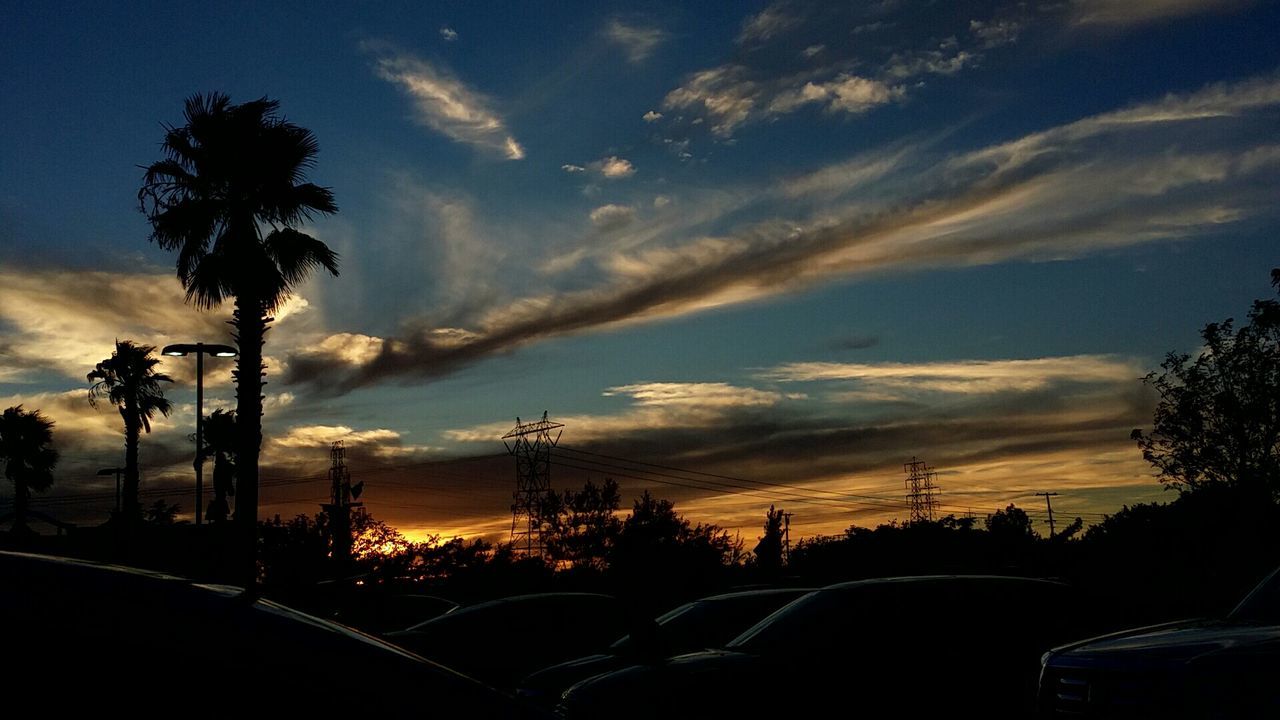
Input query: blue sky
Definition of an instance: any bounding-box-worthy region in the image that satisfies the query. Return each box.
[2,0,1279,540]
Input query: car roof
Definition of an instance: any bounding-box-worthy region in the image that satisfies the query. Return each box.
[821,574,1066,591]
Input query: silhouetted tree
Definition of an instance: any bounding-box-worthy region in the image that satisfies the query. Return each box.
[0,406,58,534]
[87,340,172,520]
[986,504,1036,541]
[1054,516,1084,541]
[610,491,741,605]
[145,499,182,525]
[542,478,623,571]
[140,93,339,586]
[201,409,236,523]
[753,504,785,573]
[1132,269,1280,499]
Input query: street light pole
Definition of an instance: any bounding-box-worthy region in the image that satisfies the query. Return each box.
[162,342,236,525]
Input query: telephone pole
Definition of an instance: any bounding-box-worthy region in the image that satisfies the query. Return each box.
[1036,492,1059,538]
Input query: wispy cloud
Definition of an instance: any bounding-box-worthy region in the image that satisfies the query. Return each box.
[439,26,458,42]
[738,4,801,45]
[604,18,666,63]
[765,356,1142,394]
[0,268,234,384]
[439,367,1157,533]
[370,48,525,160]
[1069,0,1254,27]
[281,73,1280,392]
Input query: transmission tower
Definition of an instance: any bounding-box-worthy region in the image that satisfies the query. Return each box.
[903,456,940,524]
[321,441,363,573]
[502,411,564,559]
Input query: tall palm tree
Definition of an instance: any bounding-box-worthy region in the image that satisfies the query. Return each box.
[0,405,59,534]
[88,340,173,520]
[138,93,339,584]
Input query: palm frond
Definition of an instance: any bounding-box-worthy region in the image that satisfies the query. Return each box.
[264,228,340,287]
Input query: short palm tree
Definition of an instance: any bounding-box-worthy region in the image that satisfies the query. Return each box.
[201,409,237,523]
[139,93,339,583]
[88,340,173,520]
[0,405,59,534]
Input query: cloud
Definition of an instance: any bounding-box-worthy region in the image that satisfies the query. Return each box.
[829,334,879,351]
[738,4,801,45]
[604,382,797,408]
[653,195,672,208]
[562,164,586,173]
[594,156,636,179]
[589,204,637,231]
[642,110,663,122]
[280,73,1280,392]
[0,268,234,384]
[969,19,1020,48]
[1069,0,1254,26]
[437,367,1158,535]
[605,18,666,63]
[768,75,904,115]
[802,44,825,58]
[765,356,1143,395]
[662,65,759,137]
[370,49,525,160]
[439,26,458,42]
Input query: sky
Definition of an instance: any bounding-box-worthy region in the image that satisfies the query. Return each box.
[2,0,1278,543]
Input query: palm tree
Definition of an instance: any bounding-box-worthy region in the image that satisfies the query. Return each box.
[201,409,236,523]
[139,93,339,584]
[88,340,173,520]
[0,405,59,534]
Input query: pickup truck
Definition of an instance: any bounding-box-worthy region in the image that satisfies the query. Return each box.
[1037,565,1280,718]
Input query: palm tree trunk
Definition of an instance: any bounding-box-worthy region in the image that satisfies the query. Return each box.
[233,295,266,591]
[123,401,141,520]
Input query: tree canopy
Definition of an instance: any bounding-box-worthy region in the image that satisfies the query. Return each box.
[1133,269,1280,498]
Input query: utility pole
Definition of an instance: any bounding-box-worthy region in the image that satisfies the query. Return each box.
[1036,492,1059,538]
[503,412,564,559]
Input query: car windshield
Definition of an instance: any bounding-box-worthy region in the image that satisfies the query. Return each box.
[1229,566,1280,624]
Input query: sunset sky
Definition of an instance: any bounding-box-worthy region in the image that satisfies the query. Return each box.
[2,0,1278,542]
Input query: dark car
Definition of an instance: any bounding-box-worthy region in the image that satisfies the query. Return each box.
[385,591,626,690]
[0,550,546,718]
[1037,565,1280,718]
[516,587,812,707]
[559,575,1087,719]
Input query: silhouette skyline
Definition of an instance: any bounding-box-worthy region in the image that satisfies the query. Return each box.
[2,2,1279,543]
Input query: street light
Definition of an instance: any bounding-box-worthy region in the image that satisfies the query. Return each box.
[97,467,124,516]
[162,342,237,525]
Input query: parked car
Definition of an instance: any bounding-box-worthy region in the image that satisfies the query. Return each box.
[517,587,812,707]
[1037,565,1280,718]
[0,550,547,718]
[385,592,626,690]
[559,575,1087,719]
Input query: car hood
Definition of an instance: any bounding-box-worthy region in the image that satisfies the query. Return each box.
[1050,620,1280,668]
[558,650,760,718]
[519,653,619,695]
